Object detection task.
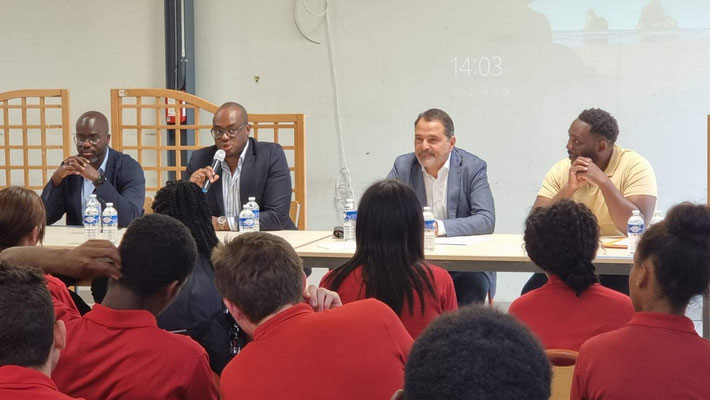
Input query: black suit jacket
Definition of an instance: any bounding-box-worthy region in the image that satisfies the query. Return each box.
[41,148,146,227]
[186,138,296,231]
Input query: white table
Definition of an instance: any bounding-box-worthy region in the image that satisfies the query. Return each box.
[42,227,708,339]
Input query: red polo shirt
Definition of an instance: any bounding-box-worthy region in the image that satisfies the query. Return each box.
[47,279,217,400]
[44,275,80,318]
[572,312,710,400]
[321,264,457,338]
[508,274,633,350]
[220,299,413,400]
[0,365,82,399]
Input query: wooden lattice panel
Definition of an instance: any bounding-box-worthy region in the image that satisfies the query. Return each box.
[0,89,71,190]
[111,88,307,229]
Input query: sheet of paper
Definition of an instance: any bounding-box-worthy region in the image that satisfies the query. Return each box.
[435,236,492,246]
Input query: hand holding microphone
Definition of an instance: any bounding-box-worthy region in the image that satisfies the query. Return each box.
[188,149,226,192]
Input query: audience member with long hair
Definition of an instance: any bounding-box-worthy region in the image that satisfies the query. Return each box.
[571,203,710,399]
[321,179,457,338]
[508,200,634,350]
[152,180,239,374]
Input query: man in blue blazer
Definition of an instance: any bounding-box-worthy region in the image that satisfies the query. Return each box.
[387,109,496,304]
[186,102,296,231]
[42,111,146,228]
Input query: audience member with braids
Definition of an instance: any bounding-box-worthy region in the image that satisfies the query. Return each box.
[321,179,457,339]
[508,199,633,350]
[152,180,239,374]
[572,203,710,400]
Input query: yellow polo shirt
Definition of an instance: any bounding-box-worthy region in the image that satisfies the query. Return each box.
[538,145,657,236]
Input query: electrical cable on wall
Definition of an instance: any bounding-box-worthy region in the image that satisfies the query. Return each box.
[294,0,355,210]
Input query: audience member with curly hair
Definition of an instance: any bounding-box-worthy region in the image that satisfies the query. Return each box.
[152,180,238,374]
[321,179,457,338]
[572,203,710,400]
[392,306,551,400]
[509,200,634,350]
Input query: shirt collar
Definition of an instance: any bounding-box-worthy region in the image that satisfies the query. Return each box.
[252,303,313,341]
[603,144,622,177]
[220,139,249,173]
[628,311,697,335]
[422,150,452,179]
[84,303,157,329]
[0,365,58,391]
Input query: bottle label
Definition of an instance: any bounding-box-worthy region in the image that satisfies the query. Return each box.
[240,217,255,227]
[252,210,260,220]
[84,215,99,225]
[102,215,118,226]
[628,223,644,234]
[344,210,357,221]
[425,220,436,230]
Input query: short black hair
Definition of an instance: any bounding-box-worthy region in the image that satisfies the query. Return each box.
[0,260,55,368]
[118,214,197,297]
[414,108,455,138]
[404,306,551,400]
[578,108,619,143]
[525,200,599,296]
[152,181,219,258]
[637,202,710,310]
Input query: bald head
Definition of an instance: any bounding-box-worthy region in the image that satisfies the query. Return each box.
[214,102,248,124]
[76,111,109,135]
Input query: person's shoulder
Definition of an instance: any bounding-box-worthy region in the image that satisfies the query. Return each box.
[616,146,653,168]
[392,152,417,165]
[453,147,485,163]
[579,322,628,354]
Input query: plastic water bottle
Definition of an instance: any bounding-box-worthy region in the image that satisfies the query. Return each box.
[245,197,260,232]
[343,199,357,242]
[83,194,101,241]
[650,210,663,226]
[627,210,645,255]
[239,206,256,232]
[102,202,118,245]
[423,206,436,252]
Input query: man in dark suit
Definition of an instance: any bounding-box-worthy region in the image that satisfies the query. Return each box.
[42,111,145,228]
[387,108,496,304]
[186,102,295,231]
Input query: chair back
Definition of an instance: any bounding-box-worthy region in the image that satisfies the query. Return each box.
[546,349,578,400]
[0,89,71,190]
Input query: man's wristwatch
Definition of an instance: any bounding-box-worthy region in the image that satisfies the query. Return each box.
[217,216,228,229]
[93,173,107,187]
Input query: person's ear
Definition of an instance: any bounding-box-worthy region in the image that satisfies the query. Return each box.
[164,280,182,303]
[449,135,456,150]
[390,389,406,400]
[48,320,66,373]
[23,226,41,246]
[223,298,245,321]
[635,261,650,289]
[597,138,607,153]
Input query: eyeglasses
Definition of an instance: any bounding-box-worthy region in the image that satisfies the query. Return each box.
[73,135,102,145]
[210,122,248,139]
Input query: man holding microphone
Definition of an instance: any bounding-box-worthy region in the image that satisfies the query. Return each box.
[186,102,295,231]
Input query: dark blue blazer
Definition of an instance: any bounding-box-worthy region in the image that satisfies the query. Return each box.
[41,148,146,227]
[186,138,296,231]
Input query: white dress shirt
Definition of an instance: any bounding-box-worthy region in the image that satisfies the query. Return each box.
[81,150,110,211]
[422,152,451,236]
[221,140,249,231]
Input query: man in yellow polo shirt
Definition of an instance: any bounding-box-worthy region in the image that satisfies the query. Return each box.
[523,107,657,294]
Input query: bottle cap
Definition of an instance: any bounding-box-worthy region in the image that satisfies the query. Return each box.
[248,197,256,201]
[632,210,640,215]
[423,206,432,211]
[106,202,113,207]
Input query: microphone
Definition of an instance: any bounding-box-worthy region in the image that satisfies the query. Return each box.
[203,149,226,192]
